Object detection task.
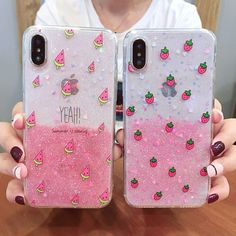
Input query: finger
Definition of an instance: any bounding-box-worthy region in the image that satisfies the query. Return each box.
[115,129,124,147]
[11,102,25,139]
[11,102,23,118]
[6,179,25,205]
[114,144,122,161]
[207,176,229,204]
[211,118,236,158]
[12,113,25,131]
[0,122,25,162]
[214,98,222,111]
[207,145,236,177]
[0,153,27,178]
[212,108,224,124]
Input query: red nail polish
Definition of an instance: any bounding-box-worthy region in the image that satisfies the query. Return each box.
[208,193,219,204]
[10,146,23,162]
[211,141,225,156]
[15,196,25,205]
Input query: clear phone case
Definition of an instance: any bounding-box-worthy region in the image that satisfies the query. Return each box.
[123,29,216,207]
[23,26,117,208]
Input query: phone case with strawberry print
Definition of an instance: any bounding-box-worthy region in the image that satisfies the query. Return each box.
[23,26,117,208]
[123,29,216,208]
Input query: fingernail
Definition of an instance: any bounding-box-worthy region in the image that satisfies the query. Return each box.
[11,114,21,128]
[208,193,219,204]
[211,141,225,156]
[15,196,25,205]
[207,162,224,177]
[12,165,22,179]
[10,146,23,162]
[213,109,224,122]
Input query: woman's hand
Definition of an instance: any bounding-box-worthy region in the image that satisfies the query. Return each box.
[205,99,236,203]
[0,102,27,204]
[0,102,124,205]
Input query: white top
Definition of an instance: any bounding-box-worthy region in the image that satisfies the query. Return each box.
[35,0,202,82]
[35,0,202,130]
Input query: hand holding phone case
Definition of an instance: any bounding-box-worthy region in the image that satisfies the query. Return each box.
[123,29,216,207]
[23,26,117,208]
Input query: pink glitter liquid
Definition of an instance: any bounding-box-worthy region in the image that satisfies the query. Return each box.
[24,124,113,208]
[125,118,211,207]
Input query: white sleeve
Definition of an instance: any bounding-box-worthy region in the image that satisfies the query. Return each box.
[175,3,202,28]
[35,0,60,25]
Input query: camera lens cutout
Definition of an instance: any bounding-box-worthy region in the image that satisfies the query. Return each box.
[31,34,46,66]
[132,39,146,70]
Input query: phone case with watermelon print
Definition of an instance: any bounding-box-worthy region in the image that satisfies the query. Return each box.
[123,29,216,208]
[23,26,117,208]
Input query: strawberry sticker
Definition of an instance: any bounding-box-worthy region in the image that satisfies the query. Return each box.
[182,90,191,100]
[126,106,135,116]
[186,138,194,150]
[64,29,74,39]
[128,62,135,72]
[134,130,142,141]
[165,122,174,133]
[201,111,210,123]
[200,167,208,176]
[145,91,154,104]
[71,194,79,207]
[166,74,175,87]
[36,181,45,193]
[131,178,139,188]
[80,166,90,180]
[32,75,40,88]
[33,150,43,166]
[98,122,105,133]
[182,184,190,193]
[198,62,207,74]
[184,39,193,52]
[99,189,110,205]
[88,61,95,73]
[61,80,72,97]
[150,156,157,167]
[153,191,163,201]
[54,50,64,69]
[26,111,36,128]
[94,32,103,49]
[98,88,108,105]
[160,47,169,60]
[168,167,176,177]
[64,139,74,154]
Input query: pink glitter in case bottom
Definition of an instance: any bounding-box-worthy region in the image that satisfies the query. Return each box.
[125,118,211,207]
[24,125,113,208]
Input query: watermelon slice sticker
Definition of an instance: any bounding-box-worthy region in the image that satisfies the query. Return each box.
[71,194,79,207]
[61,80,72,97]
[106,154,112,164]
[64,139,74,154]
[54,50,64,69]
[26,111,36,128]
[94,32,103,49]
[36,181,45,193]
[80,166,90,180]
[64,29,74,39]
[98,122,105,133]
[88,61,95,73]
[33,150,43,166]
[98,88,108,105]
[99,188,110,205]
[32,75,40,88]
